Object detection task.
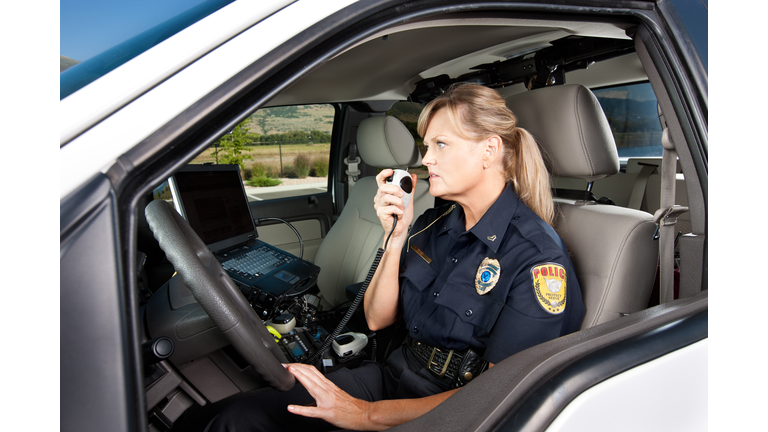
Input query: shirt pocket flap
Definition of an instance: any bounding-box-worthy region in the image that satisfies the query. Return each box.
[400,251,439,293]
[434,282,504,332]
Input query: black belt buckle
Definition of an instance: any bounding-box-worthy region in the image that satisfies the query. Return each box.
[427,346,454,378]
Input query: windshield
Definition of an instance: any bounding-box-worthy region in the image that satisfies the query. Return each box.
[60,0,235,100]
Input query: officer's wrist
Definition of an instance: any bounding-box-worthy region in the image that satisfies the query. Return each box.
[383,234,406,251]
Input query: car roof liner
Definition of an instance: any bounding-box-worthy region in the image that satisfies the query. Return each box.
[409,34,636,103]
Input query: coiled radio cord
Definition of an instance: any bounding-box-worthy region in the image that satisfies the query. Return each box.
[307,217,398,364]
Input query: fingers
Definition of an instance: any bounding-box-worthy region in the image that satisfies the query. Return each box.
[286,364,328,392]
[287,404,322,418]
[375,168,393,186]
[374,171,406,224]
[375,192,406,213]
[283,364,369,429]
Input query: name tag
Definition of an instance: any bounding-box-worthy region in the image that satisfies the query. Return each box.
[411,245,432,264]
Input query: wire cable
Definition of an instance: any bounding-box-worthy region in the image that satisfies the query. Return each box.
[307,217,398,364]
[258,217,304,259]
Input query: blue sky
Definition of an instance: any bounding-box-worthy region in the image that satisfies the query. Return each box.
[60,0,209,61]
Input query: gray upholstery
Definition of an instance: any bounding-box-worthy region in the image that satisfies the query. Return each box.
[507,84,619,182]
[357,116,423,169]
[313,116,432,308]
[507,84,657,328]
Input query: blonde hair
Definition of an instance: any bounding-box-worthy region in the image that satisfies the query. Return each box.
[417,83,554,225]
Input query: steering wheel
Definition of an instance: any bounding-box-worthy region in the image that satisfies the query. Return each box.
[144,199,295,391]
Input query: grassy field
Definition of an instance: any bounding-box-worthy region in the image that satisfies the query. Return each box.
[193,143,330,162]
[193,143,331,177]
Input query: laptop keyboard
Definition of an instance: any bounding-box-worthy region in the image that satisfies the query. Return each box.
[222,245,296,281]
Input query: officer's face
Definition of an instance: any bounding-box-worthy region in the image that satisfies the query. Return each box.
[422,109,487,202]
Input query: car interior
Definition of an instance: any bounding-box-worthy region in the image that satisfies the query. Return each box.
[129,8,707,432]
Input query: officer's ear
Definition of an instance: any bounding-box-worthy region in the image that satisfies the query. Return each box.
[482,135,502,168]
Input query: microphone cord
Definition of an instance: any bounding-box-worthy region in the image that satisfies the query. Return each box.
[307,216,398,364]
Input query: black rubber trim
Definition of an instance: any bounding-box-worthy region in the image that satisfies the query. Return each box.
[60,173,112,242]
[655,0,708,118]
[636,19,708,184]
[494,310,708,432]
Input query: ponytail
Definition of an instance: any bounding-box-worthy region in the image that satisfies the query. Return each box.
[504,127,554,225]
[418,83,555,226]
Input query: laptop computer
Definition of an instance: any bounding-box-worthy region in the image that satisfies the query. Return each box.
[168,164,320,304]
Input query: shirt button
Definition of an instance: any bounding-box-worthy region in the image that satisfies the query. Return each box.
[465,310,473,317]
[413,327,419,334]
[433,292,439,297]
[401,266,407,273]
[513,216,521,220]
[452,257,458,263]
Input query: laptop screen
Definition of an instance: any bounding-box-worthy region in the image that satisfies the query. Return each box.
[172,164,258,252]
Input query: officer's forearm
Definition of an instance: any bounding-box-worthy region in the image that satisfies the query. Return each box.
[364,247,402,331]
[363,362,494,430]
[363,388,459,430]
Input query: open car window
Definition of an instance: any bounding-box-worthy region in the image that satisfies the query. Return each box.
[189,104,335,202]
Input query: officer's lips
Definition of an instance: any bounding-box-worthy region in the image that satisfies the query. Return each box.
[429,172,439,180]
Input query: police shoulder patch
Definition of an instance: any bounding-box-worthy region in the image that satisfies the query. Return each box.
[531,263,567,314]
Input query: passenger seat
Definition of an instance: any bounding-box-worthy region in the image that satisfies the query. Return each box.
[313,116,433,309]
[506,84,658,328]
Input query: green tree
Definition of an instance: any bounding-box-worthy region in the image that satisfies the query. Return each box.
[213,121,253,169]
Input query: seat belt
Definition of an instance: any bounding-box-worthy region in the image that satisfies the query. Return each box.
[344,140,361,189]
[627,163,657,210]
[653,106,688,304]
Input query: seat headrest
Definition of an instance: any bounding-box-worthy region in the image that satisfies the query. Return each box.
[506,84,619,181]
[357,116,422,169]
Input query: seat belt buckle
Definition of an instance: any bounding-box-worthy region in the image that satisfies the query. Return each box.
[652,205,689,240]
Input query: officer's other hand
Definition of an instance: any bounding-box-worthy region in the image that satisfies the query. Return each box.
[373,169,417,243]
[285,363,372,430]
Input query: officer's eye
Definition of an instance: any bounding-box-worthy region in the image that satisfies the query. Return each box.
[436,141,446,149]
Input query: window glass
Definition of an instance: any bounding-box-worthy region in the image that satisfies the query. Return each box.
[190,104,335,202]
[60,0,236,99]
[152,180,172,202]
[593,82,663,158]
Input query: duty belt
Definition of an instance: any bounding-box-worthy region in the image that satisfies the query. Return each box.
[405,336,488,388]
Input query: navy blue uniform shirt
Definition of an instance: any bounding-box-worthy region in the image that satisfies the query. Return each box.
[399,182,584,364]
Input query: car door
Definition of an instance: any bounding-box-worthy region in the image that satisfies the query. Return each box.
[61,174,144,432]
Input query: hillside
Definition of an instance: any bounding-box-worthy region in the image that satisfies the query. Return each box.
[247,105,334,135]
[60,55,80,72]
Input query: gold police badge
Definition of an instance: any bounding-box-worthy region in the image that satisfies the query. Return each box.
[531,263,567,314]
[475,258,501,295]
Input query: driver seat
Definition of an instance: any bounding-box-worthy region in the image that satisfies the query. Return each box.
[506,84,658,328]
[313,116,433,309]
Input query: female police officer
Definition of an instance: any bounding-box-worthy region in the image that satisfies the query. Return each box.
[205,83,584,431]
